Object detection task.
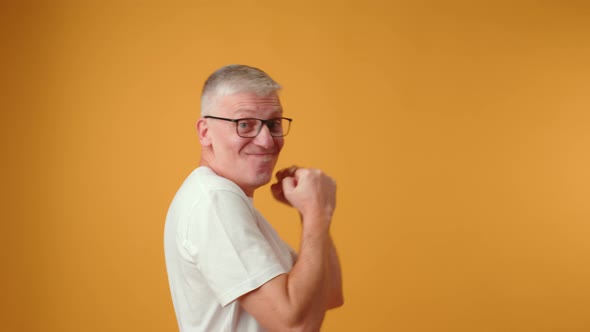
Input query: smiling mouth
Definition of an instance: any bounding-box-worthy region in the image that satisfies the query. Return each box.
[247,153,276,161]
[246,150,276,156]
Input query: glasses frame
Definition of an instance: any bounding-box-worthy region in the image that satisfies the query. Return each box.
[204,115,293,138]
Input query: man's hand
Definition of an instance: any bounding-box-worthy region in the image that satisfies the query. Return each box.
[270,165,298,206]
[271,166,337,226]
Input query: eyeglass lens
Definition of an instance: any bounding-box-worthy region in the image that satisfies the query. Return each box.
[237,118,288,137]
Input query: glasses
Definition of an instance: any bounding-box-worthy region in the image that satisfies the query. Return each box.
[204,116,292,138]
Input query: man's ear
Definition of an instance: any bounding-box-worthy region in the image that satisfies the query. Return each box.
[197,118,212,146]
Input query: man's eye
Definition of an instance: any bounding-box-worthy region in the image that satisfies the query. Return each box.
[238,120,258,131]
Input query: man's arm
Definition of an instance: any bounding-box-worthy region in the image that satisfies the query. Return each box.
[325,234,344,310]
[239,168,343,331]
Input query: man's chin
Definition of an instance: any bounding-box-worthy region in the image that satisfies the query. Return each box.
[254,159,277,174]
[249,170,274,187]
[242,161,277,188]
[256,173,273,186]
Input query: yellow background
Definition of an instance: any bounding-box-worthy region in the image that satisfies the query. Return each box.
[2,1,589,331]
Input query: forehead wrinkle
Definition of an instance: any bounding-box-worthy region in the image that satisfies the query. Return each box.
[227,97,283,118]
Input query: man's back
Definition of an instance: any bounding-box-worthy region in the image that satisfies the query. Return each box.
[164,166,295,331]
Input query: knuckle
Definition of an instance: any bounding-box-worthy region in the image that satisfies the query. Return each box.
[310,168,322,177]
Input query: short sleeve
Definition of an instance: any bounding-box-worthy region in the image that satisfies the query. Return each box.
[185,189,288,306]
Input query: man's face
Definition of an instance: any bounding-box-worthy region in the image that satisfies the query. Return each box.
[203,91,285,196]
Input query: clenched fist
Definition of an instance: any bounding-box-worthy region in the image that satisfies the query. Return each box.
[271,166,336,227]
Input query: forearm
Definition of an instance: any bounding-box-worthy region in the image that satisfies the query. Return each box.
[283,230,343,328]
[324,234,344,309]
[241,167,341,331]
[284,221,332,329]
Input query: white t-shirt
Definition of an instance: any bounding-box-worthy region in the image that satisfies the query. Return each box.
[164,166,295,332]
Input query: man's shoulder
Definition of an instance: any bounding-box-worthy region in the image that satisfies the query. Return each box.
[184,166,246,198]
[169,166,250,216]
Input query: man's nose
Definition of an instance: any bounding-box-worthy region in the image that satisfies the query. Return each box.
[252,124,274,148]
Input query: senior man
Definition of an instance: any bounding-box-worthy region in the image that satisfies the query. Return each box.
[164,64,343,331]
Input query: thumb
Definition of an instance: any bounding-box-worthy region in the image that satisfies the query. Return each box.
[270,182,283,197]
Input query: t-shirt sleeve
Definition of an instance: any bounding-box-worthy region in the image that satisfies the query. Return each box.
[185,189,288,307]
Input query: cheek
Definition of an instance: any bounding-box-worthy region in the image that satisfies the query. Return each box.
[275,138,285,151]
[222,137,248,153]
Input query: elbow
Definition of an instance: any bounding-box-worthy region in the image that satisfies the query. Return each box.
[281,304,328,332]
[326,293,344,310]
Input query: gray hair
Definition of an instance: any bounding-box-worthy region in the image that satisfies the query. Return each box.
[200,64,282,116]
